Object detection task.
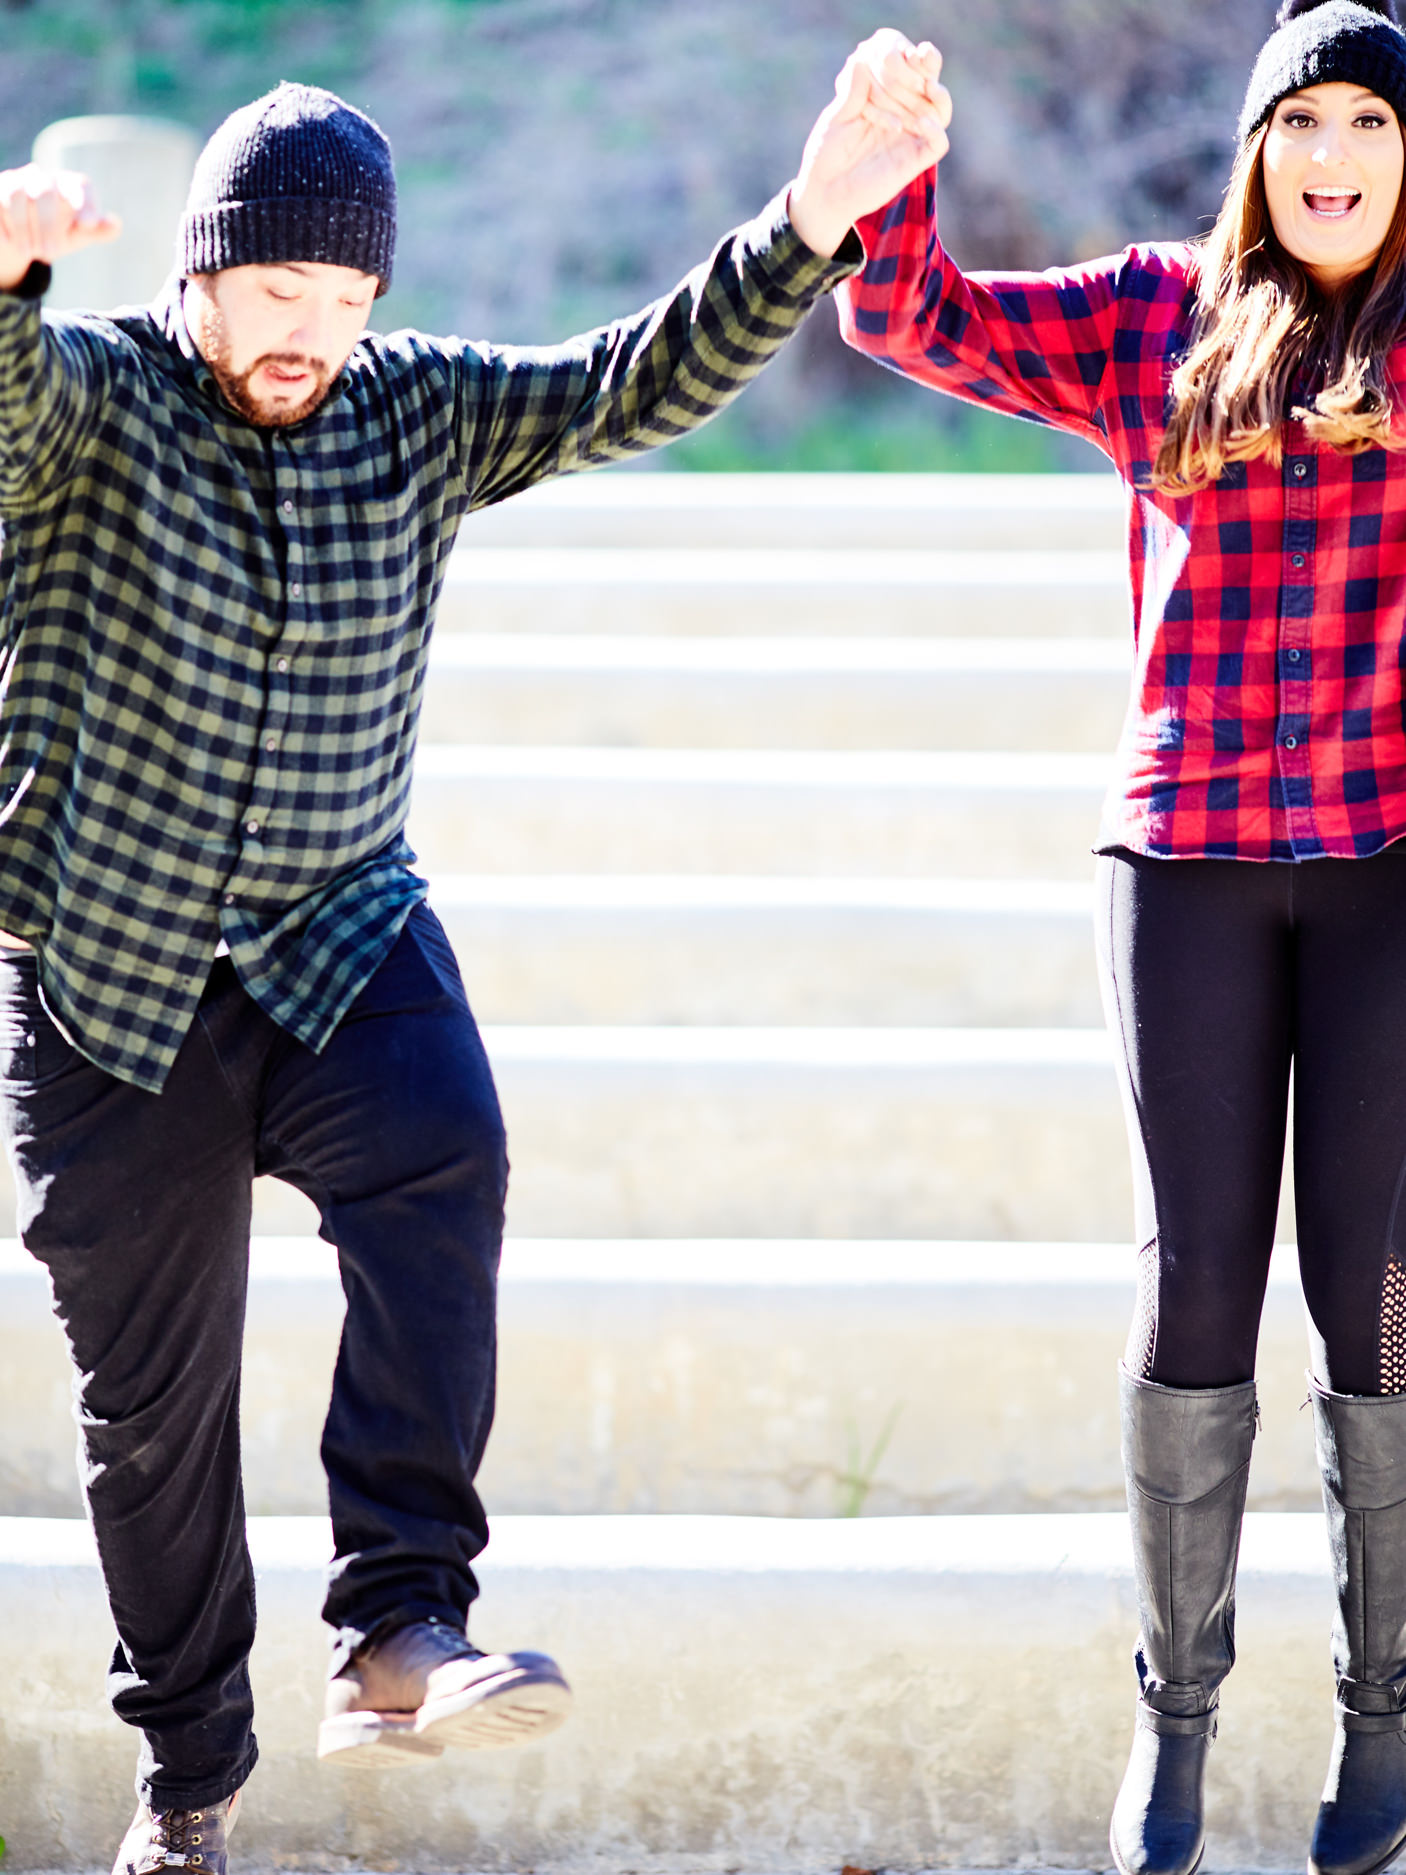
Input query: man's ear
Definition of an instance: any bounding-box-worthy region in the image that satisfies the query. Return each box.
[182,273,223,365]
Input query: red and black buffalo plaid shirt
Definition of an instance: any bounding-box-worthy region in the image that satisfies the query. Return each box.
[837,171,1406,862]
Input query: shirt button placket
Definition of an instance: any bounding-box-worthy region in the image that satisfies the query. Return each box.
[223,471,298,914]
[250,650,292,856]
[1278,438,1317,851]
[251,464,303,861]
[277,448,303,626]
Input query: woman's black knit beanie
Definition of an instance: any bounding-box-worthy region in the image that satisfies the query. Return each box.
[1240,0,1406,142]
[180,82,396,294]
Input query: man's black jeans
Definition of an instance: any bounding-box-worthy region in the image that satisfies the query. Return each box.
[0,903,508,1810]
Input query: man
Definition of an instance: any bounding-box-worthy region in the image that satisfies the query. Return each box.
[0,38,950,1875]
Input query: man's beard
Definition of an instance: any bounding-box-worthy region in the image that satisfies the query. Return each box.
[209,350,335,427]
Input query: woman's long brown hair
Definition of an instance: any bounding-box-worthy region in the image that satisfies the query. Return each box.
[1153,119,1406,494]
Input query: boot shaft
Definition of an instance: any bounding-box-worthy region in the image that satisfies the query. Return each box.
[1311,1382,1406,1700]
[1120,1366,1258,1715]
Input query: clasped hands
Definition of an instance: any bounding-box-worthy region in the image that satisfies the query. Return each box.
[788,30,951,260]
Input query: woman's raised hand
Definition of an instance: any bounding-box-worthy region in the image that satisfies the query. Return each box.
[0,165,121,293]
[789,30,951,259]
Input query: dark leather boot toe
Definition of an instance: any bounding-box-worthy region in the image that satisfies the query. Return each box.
[1110,1711,1213,1875]
[1310,1720,1406,1875]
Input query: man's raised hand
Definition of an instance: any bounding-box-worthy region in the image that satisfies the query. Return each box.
[0,166,121,293]
[789,31,950,260]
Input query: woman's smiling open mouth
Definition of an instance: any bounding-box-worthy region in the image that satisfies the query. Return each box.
[1303,184,1364,216]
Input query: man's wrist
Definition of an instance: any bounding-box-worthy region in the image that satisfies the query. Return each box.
[0,261,50,300]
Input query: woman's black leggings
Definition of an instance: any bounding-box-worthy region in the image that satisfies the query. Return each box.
[1096,844,1406,1396]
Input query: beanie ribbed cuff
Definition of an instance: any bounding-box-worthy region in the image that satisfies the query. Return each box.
[182,197,395,289]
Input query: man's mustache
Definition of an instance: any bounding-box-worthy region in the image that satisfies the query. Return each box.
[251,352,329,377]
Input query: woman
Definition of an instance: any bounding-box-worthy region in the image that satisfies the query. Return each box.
[834,7,1406,1875]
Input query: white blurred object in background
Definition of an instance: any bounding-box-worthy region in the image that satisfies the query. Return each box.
[32,115,198,313]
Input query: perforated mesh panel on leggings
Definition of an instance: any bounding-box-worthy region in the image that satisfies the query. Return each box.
[1127,1241,1158,1380]
[1382,1245,1406,1395]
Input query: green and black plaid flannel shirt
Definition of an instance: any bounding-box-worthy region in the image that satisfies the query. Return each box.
[0,191,857,1092]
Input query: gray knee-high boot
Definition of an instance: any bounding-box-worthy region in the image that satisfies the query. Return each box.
[1109,1366,1258,1875]
[1309,1382,1406,1875]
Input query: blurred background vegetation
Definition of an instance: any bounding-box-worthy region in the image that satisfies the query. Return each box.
[0,0,1276,470]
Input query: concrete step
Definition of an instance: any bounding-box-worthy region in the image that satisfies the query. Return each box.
[435,547,1129,637]
[406,748,1111,877]
[0,1239,1319,1521]
[0,1028,1287,1247]
[436,875,1103,1027]
[420,634,1132,751]
[0,1509,1339,1871]
[0,1026,1292,1246]
[485,1024,1136,1239]
[458,469,1125,552]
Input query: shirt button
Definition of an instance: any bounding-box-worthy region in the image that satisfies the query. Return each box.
[1293,462,1308,479]
[1288,648,1301,662]
[245,819,261,836]
[282,499,294,515]
[224,892,236,906]
[1284,735,1298,749]
[275,658,290,674]
[264,736,278,753]
[290,582,302,598]
[1291,553,1306,568]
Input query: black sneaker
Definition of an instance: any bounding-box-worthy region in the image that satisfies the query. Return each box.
[318,1618,572,1768]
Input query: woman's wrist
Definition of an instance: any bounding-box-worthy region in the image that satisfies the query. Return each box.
[785,181,850,261]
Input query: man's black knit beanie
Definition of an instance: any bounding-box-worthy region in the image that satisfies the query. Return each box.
[180,82,396,294]
[1240,0,1406,142]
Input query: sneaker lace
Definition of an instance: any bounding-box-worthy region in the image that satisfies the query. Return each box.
[420,1619,483,1664]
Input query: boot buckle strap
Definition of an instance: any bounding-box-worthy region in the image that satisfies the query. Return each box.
[1338,1706,1406,1734]
[1136,1704,1218,1739]
[1337,1677,1406,1730]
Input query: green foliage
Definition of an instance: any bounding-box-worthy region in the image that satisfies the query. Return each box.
[168,0,352,16]
[835,1404,904,1518]
[661,396,1084,475]
[134,56,179,101]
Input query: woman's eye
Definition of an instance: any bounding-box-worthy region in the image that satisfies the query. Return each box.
[1284,111,1315,129]
[1356,112,1388,128]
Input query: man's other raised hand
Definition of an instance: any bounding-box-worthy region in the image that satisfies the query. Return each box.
[789,30,950,260]
[0,166,121,293]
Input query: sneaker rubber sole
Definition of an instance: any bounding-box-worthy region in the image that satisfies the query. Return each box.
[317,1652,573,1769]
[316,1709,445,1769]
[414,1654,574,1751]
